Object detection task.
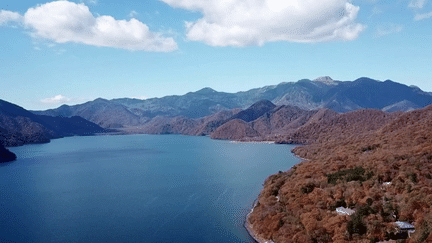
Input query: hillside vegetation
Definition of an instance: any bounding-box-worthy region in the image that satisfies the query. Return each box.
[247,105,432,242]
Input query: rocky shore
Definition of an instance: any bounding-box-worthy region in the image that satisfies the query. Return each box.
[245,200,274,243]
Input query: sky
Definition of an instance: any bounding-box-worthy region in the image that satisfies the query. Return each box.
[1,0,431,110]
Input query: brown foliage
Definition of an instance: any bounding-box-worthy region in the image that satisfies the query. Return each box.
[248,105,432,242]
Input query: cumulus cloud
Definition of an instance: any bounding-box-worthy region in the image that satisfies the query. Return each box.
[159,0,366,46]
[375,24,403,37]
[41,95,71,104]
[3,1,177,52]
[409,0,427,9]
[0,10,22,25]
[24,1,177,51]
[414,11,432,20]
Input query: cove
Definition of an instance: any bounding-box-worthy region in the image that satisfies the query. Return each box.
[2,134,300,243]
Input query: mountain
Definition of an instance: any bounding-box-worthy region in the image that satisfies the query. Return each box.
[211,102,319,140]
[107,94,430,143]
[229,99,276,122]
[277,108,399,144]
[251,105,319,136]
[0,99,107,147]
[117,108,241,136]
[210,119,259,140]
[382,100,419,112]
[112,87,240,118]
[35,98,142,128]
[34,77,432,130]
[125,99,320,141]
[322,78,432,112]
[313,76,339,85]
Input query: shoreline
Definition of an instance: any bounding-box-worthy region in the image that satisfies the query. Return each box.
[244,199,275,243]
[229,140,275,144]
[244,148,306,243]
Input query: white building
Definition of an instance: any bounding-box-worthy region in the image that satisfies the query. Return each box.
[336,207,355,216]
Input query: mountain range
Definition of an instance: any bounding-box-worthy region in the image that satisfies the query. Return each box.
[2,76,432,150]
[33,77,432,130]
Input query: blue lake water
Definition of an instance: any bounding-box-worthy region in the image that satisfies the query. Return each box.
[2,135,300,243]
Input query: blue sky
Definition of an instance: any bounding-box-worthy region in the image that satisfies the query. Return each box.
[1,0,431,110]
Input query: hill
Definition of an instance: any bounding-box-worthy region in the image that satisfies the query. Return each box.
[0,99,107,147]
[116,108,241,136]
[35,98,142,128]
[211,103,319,141]
[229,99,276,122]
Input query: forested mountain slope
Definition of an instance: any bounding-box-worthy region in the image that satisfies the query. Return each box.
[248,105,432,242]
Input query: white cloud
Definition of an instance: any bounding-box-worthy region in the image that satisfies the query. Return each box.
[370,6,383,17]
[409,0,427,9]
[41,95,71,104]
[408,0,431,21]
[375,24,403,37]
[23,1,177,51]
[5,1,177,52]
[129,10,138,18]
[159,0,366,46]
[0,10,22,26]
[414,11,432,20]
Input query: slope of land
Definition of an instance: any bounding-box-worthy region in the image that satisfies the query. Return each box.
[247,105,432,242]
[116,108,241,136]
[211,104,319,141]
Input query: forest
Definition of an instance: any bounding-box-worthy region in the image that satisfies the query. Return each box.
[248,105,432,242]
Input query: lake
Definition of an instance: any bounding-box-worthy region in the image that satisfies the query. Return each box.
[2,135,300,243]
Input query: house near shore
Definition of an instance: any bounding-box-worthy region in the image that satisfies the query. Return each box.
[385,221,416,240]
[336,207,355,216]
[395,221,415,238]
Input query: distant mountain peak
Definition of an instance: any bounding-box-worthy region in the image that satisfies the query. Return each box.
[250,99,276,109]
[229,100,276,123]
[313,76,337,85]
[196,87,217,94]
[94,98,109,103]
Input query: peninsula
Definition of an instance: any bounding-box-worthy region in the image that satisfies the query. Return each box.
[247,105,432,242]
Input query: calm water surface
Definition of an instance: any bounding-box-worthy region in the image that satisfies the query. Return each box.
[2,135,300,243]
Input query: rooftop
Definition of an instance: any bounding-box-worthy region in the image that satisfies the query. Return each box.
[336,207,355,216]
[395,221,415,229]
